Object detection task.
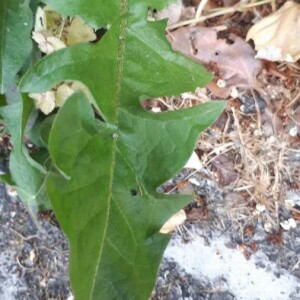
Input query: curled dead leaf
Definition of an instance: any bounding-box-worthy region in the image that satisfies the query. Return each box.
[32,6,96,54]
[29,91,56,115]
[32,32,66,54]
[55,84,75,107]
[29,81,96,114]
[159,209,187,234]
[66,17,97,45]
[246,1,300,62]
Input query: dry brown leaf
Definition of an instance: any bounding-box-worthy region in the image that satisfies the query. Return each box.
[246,1,300,62]
[186,206,209,221]
[157,1,196,26]
[159,209,187,234]
[156,0,183,25]
[177,180,194,195]
[211,154,239,186]
[224,192,246,206]
[168,27,262,98]
[261,108,284,135]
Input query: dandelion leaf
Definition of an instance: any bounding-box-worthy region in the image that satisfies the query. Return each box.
[20,0,225,299]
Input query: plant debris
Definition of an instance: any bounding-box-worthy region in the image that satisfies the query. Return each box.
[168,26,262,98]
[246,1,300,63]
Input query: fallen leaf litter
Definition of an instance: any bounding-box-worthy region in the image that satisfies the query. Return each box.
[154,1,300,297]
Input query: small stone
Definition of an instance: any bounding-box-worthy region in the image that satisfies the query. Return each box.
[280,218,297,231]
[256,203,266,213]
[230,87,239,98]
[289,126,298,137]
[264,222,273,232]
[285,199,295,208]
[217,79,226,88]
[151,107,161,113]
[7,186,17,197]
[189,177,200,186]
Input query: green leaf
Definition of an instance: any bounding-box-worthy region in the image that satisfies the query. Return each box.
[0,88,50,212]
[20,1,225,299]
[0,173,15,185]
[0,0,33,94]
[48,93,224,300]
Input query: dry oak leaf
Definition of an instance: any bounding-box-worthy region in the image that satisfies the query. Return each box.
[246,1,300,62]
[169,27,262,98]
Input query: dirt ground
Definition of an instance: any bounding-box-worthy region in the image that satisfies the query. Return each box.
[0,0,300,299]
[0,170,299,299]
[0,184,71,300]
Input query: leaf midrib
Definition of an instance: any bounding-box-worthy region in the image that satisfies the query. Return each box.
[89,0,129,298]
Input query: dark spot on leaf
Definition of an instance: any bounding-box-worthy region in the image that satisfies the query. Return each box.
[147,7,157,21]
[130,189,138,196]
[92,27,108,43]
[148,7,157,14]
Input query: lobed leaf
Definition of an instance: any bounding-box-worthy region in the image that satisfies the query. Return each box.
[47,93,224,300]
[20,0,225,299]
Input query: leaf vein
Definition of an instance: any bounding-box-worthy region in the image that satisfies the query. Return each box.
[90,0,129,297]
